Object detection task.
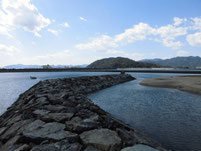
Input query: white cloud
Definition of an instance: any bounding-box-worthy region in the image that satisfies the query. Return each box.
[34,50,72,59]
[76,17,201,53]
[115,23,156,43]
[106,49,124,54]
[76,35,118,51]
[47,29,58,36]
[61,22,70,28]
[191,17,201,31]
[173,17,187,26]
[186,32,201,47]
[30,50,74,65]
[129,53,145,61]
[0,0,51,37]
[177,50,189,56]
[79,17,87,22]
[0,25,12,37]
[76,22,187,51]
[162,40,183,50]
[0,44,20,56]
[156,25,187,49]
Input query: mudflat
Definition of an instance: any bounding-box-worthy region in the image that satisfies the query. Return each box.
[140,75,201,95]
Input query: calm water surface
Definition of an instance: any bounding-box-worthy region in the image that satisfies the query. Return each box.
[89,73,201,151]
[0,72,201,151]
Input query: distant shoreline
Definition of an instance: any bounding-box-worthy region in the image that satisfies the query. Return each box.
[1,68,201,74]
[140,75,201,95]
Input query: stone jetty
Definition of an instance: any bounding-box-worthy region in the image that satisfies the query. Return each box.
[0,74,167,151]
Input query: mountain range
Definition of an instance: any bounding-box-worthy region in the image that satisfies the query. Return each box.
[140,56,201,68]
[2,64,88,69]
[2,56,201,69]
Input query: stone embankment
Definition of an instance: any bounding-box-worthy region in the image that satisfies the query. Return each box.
[0,74,167,151]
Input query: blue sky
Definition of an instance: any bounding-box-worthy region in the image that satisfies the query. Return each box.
[0,0,201,66]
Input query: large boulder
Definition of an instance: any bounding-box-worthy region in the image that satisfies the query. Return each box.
[23,122,78,142]
[66,115,100,133]
[80,128,122,151]
[121,144,160,151]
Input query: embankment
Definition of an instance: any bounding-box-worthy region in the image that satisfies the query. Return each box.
[0,74,167,151]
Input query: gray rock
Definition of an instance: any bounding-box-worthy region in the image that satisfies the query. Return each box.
[29,97,48,106]
[30,144,58,151]
[84,146,101,151]
[80,128,122,151]
[44,105,66,112]
[121,144,160,151]
[1,120,31,141]
[5,115,21,126]
[116,128,137,147]
[24,120,45,132]
[33,110,50,116]
[0,127,6,136]
[0,135,21,151]
[23,122,78,141]
[42,113,74,122]
[30,142,82,151]
[13,144,30,151]
[66,115,100,133]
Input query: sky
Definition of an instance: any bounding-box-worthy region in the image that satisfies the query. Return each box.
[0,0,201,67]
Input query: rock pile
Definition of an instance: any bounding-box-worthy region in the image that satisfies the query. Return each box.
[0,74,167,151]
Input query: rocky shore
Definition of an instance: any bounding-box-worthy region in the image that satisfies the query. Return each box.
[0,74,167,151]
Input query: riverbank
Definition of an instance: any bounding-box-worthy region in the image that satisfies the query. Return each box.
[0,74,167,151]
[140,75,201,95]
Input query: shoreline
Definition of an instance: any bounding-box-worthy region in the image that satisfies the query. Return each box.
[0,74,167,151]
[140,75,201,95]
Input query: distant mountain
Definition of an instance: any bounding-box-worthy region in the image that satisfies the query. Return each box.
[3,64,88,69]
[140,56,201,68]
[87,57,159,68]
[4,64,41,69]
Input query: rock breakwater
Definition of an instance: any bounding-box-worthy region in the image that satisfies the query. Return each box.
[0,74,167,151]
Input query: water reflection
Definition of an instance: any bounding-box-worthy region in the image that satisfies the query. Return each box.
[88,73,201,151]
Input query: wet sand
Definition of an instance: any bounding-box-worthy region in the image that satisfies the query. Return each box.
[140,75,201,95]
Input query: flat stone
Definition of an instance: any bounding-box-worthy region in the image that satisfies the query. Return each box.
[84,146,101,151]
[5,115,21,126]
[66,115,100,133]
[0,135,21,151]
[80,128,121,151]
[42,113,74,122]
[0,127,6,136]
[45,131,78,142]
[14,144,30,151]
[121,144,160,151]
[30,142,82,151]
[1,120,31,141]
[33,110,50,116]
[23,122,78,141]
[24,120,45,132]
[28,97,48,106]
[44,105,66,112]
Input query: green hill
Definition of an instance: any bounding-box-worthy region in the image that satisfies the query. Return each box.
[87,57,159,68]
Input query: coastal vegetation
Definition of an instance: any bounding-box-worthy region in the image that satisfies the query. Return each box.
[87,57,159,68]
